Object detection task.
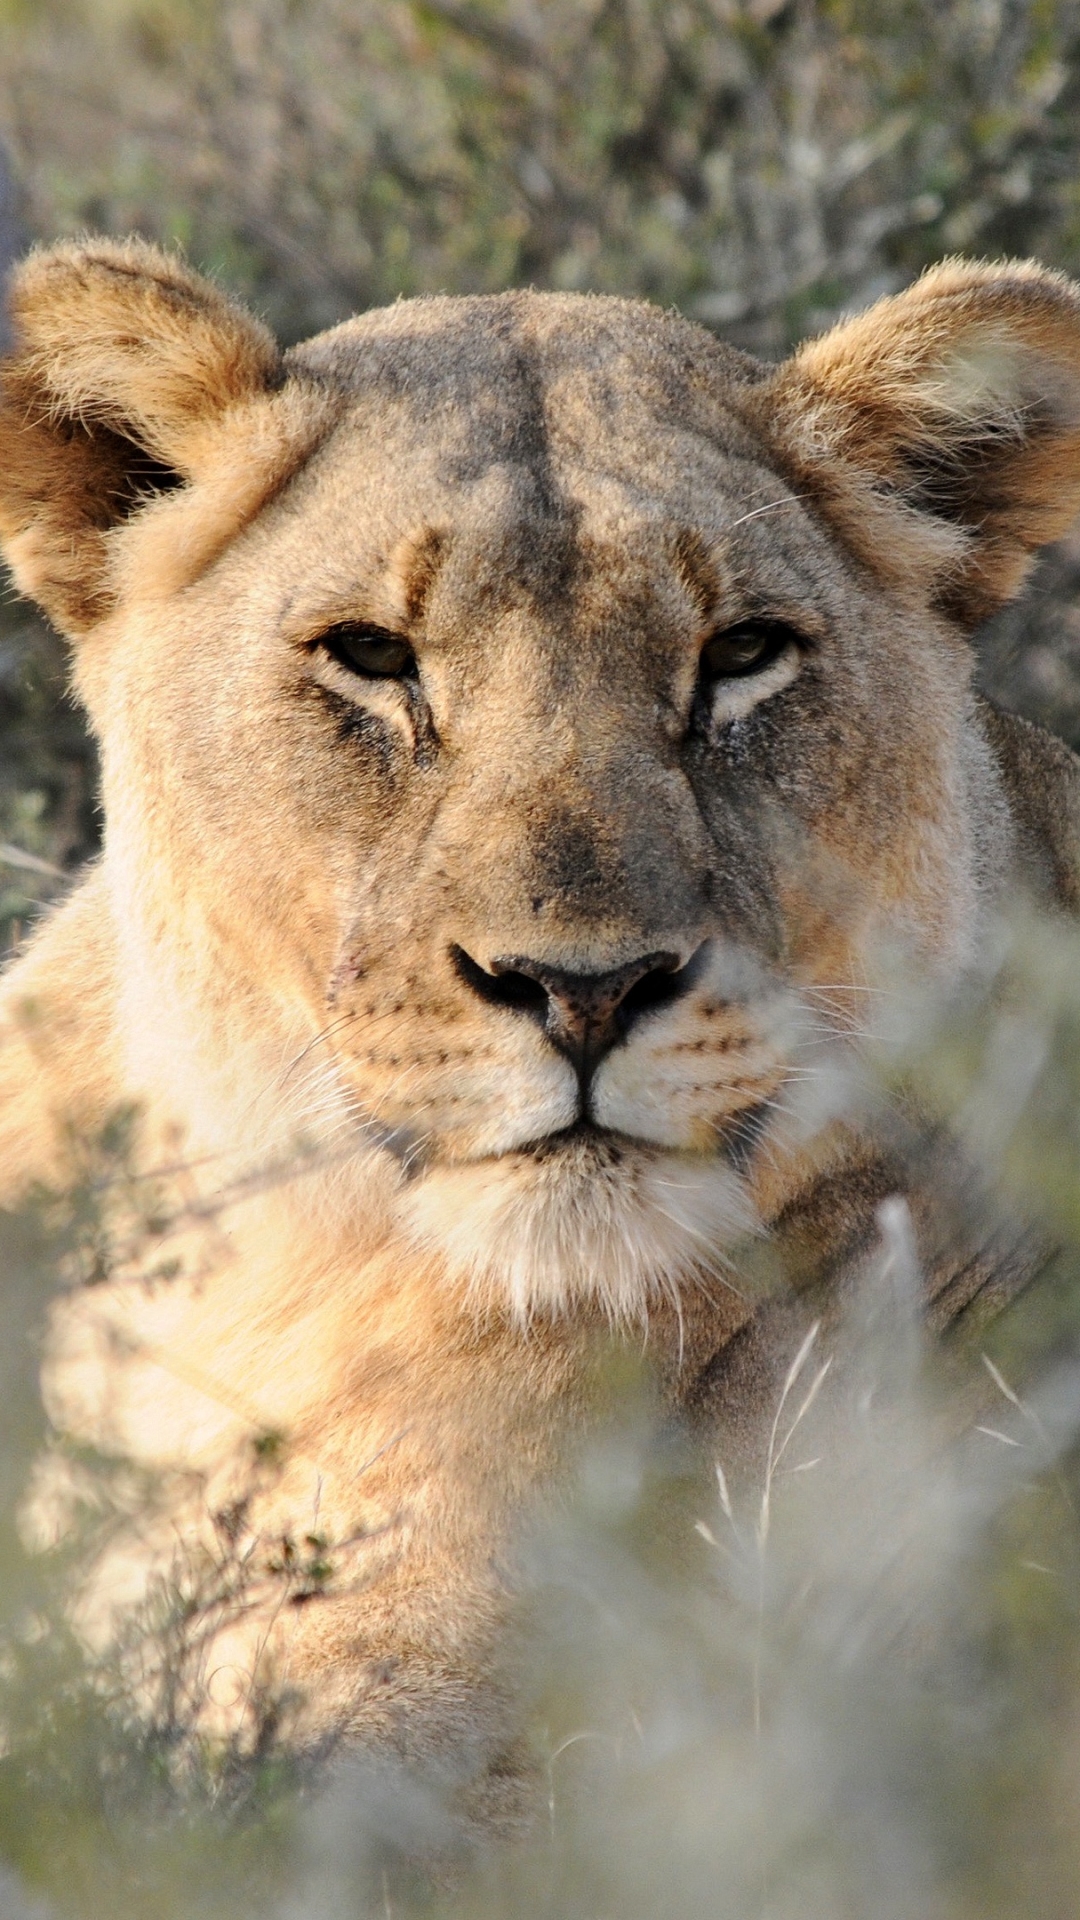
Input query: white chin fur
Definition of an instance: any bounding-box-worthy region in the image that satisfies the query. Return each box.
[398,1141,756,1326]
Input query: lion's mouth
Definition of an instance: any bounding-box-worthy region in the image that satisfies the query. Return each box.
[512,1117,630,1163]
[507,1102,772,1171]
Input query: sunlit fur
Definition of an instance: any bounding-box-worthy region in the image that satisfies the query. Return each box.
[1,243,1079,1803]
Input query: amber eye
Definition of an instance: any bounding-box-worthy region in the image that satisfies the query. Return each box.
[699,620,795,681]
[318,622,417,679]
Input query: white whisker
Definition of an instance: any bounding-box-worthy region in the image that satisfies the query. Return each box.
[723,494,807,535]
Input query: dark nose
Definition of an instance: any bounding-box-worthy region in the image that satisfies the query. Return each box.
[451,944,698,1079]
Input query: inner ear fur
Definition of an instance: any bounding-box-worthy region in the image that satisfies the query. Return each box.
[759,258,1080,625]
[0,237,289,634]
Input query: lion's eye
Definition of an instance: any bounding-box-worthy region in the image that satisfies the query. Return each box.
[699,620,795,681]
[318,623,417,679]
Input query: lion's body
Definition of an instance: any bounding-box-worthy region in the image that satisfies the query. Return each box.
[2,242,1080,1808]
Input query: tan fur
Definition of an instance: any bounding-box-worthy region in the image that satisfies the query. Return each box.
[0,238,332,630]
[1,243,1079,1809]
[770,257,1080,621]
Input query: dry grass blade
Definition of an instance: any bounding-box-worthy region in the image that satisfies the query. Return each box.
[982,1353,1023,1410]
[0,842,65,880]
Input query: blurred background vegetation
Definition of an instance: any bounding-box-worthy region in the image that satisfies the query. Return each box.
[5,4,1080,1916]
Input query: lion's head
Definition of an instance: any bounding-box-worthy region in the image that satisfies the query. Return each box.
[5,241,1080,1321]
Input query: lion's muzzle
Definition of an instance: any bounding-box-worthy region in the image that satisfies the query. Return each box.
[450,943,704,1090]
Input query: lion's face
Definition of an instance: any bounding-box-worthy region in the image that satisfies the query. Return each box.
[91,297,988,1315]
[5,250,1080,1318]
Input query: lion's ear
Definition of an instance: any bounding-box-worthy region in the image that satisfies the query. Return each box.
[765,258,1080,625]
[0,237,285,634]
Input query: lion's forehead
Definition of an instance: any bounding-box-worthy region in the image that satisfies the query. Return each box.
[287,286,758,405]
[285,291,772,507]
[251,294,849,648]
[260,403,838,658]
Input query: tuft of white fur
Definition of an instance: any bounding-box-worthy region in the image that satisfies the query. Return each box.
[399,1143,756,1327]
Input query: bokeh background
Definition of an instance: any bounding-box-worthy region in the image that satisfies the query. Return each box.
[5,5,1080,1917]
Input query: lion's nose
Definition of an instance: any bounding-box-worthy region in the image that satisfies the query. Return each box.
[451,944,696,1079]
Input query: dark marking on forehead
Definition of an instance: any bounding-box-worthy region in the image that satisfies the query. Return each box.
[302,300,583,615]
[439,305,581,612]
[397,526,447,624]
[670,528,722,623]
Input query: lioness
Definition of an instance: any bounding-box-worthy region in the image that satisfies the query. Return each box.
[0,240,1079,1809]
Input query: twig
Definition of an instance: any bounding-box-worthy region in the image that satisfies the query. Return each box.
[0,840,66,880]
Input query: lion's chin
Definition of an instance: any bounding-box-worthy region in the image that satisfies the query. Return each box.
[396,1132,756,1325]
